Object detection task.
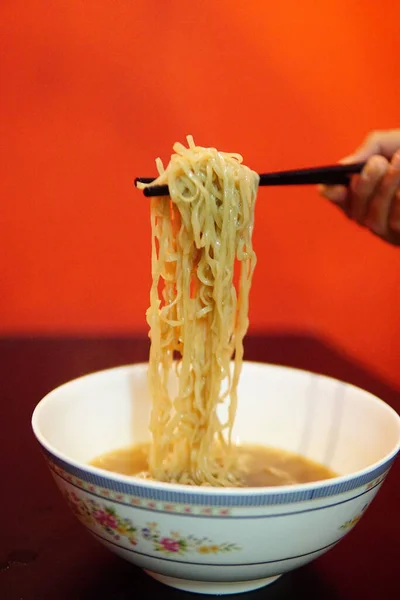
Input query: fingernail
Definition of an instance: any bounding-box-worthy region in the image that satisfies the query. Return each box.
[360,166,371,182]
[392,149,400,170]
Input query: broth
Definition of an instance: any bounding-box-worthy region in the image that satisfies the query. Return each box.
[91,443,337,487]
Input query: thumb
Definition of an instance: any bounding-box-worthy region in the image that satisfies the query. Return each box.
[339,130,400,164]
[339,144,378,165]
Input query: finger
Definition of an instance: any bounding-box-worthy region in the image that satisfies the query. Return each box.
[389,188,400,233]
[318,184,348,204]
[341,129,400,163]
[365,149,400,237]
[348,155,389,223]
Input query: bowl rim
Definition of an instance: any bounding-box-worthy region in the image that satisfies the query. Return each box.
[31,361,400,498]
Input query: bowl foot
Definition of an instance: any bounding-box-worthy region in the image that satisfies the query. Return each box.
[144,570,282,595]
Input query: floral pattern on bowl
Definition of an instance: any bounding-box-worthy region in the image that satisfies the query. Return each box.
[64,490,241,555]
[339,503,369,531]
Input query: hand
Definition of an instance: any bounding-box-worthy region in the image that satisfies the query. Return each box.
[319,129,400,245]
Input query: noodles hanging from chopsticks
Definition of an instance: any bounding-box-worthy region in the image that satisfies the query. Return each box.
[137,136,259,486]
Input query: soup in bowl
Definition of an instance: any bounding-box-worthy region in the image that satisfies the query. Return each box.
[31,361,400,595]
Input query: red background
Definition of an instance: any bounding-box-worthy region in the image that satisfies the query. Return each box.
[1,1,399,389]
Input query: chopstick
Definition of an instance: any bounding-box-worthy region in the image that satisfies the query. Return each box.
[135,162,366,197]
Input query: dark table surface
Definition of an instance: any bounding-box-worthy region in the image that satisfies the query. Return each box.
[0,335,399,600]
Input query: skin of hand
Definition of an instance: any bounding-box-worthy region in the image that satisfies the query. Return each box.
[319,129,400,245]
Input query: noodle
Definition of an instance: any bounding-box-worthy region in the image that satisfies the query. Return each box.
[137,136,259,486]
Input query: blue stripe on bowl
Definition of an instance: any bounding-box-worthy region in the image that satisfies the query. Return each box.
[41,447,395,507]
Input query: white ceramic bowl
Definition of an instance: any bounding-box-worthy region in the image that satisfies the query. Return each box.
[32,362,400,595]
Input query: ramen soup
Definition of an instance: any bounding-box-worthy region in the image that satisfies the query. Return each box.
[91,443,337,487]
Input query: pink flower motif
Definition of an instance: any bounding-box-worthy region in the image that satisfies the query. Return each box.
[71,492,80,503]
[147,502,156,509]
[93,510,118,529]
[183,507,192,513]
[89,486,95,492]
[160,537,180,552]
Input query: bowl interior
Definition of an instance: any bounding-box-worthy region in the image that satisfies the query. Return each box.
[32,362,400,478]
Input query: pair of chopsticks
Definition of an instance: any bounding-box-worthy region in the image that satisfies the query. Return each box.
[135,162,366,197]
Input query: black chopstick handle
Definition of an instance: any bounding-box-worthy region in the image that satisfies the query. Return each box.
[259,174,352,186]
[258,162,366,186]
[137,162,366,197]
